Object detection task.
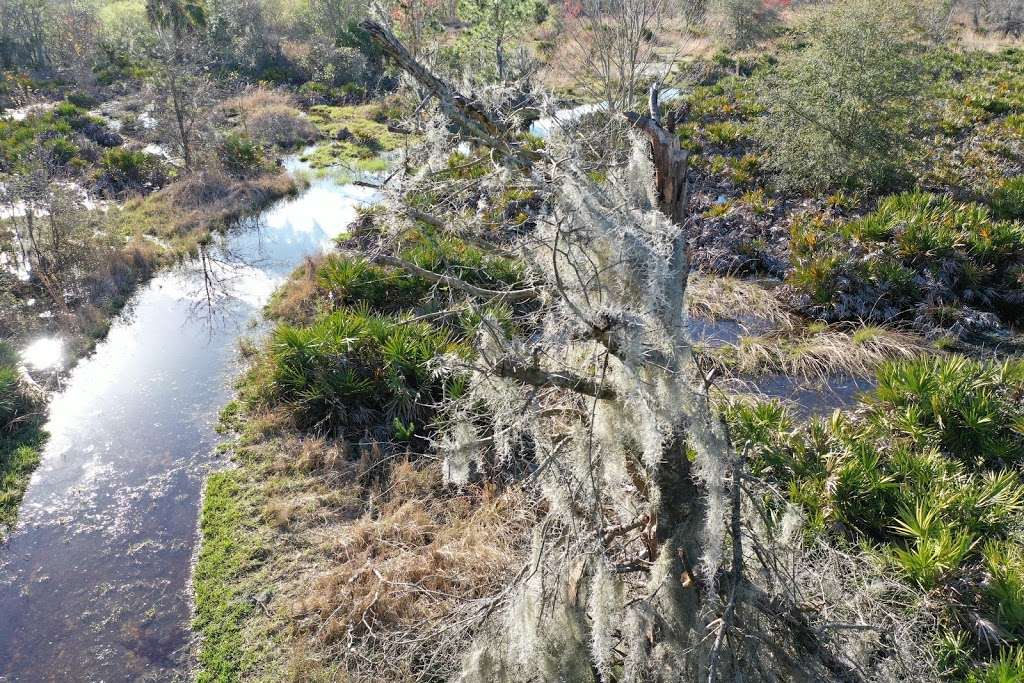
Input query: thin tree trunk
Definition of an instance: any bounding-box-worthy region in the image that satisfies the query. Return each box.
[169,71,193,171]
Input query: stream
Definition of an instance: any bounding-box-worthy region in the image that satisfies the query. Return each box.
[0,154,380,681]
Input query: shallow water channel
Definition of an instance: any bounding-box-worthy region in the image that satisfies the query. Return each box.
[0,157,380,681]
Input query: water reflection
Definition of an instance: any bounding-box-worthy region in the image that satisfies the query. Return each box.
[0,156,384,681]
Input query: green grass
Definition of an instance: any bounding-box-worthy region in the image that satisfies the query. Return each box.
[193,468,270,682]
[0,342,46,535]
[991,176,1024,220]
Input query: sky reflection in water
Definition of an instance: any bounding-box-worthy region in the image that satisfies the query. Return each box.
[0,164,380,682]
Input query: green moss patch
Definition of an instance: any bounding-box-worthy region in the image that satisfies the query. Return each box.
[302,103,411,170]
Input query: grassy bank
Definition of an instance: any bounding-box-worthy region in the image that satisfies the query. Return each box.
[194,210,535,680]
[0,342,45,537]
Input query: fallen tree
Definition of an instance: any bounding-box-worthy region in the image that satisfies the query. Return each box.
[351,19,934,682]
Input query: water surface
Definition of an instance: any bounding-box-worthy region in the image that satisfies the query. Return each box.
[0,163,379,681]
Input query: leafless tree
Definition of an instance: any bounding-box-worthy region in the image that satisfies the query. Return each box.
[0,153,92,319]
[561,0,671,113]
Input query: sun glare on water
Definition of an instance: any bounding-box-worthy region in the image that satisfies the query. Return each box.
[21,337,64,371]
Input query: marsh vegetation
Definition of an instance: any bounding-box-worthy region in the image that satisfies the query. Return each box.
[3,0,1024,681]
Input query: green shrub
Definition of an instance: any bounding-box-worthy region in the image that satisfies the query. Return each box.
[755,0,928,193]
[53,101,85,120]
[317,256,431,312]
[712,0,781,49]
[97,148,164,196]
[967,648,1024,683]
[45,136,80,165]
[65,92,98,109]
[0,340,45,532]
[399,231,525,291]
[218,133,265,177]
[982,542,1024,636]
[725,355,1024,673]
[0,341,30,431]
[247,309,467,435]
[991,176,1024,220]
[0,365,21,431]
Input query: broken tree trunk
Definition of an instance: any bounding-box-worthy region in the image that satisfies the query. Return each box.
[358,19,866,683]
[360,20,689,224]
[360,21,541,172]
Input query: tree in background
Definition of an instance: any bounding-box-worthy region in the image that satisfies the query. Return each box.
[145,0,214,171]
[963,0,1023,36]
[388,0,445,63]
[458,0,537,82]
[562,0,668,113]
[204,0,281,79]
[756,0,929,193]
[0,0,50,70]
[710,0,784,49]
[1,152,103,321]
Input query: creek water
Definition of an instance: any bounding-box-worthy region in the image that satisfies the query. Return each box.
[0,156,380,681]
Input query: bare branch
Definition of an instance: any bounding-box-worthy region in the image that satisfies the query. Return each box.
[366,252,539,303]
[491,356,617,400]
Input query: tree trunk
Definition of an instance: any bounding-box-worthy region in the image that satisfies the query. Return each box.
[169,71,193,171]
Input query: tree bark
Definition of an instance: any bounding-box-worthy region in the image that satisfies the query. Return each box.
[360,20,540,172]
[622,110,691,225]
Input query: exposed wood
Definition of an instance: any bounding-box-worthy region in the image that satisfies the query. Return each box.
[360,20,541,172]
[622,111,691,225]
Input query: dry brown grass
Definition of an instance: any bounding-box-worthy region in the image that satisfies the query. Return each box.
[687,273,795,328]
[215,428,535,682]
[224,87,318,148]
[714,323,934,381]
[265,255,324,324]
[224,87,298,114]
[290,460,532,672]
[163,169,297,238]
[107,166,298,255]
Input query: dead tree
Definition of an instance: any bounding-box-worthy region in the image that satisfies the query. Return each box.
[357,19,922,682]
